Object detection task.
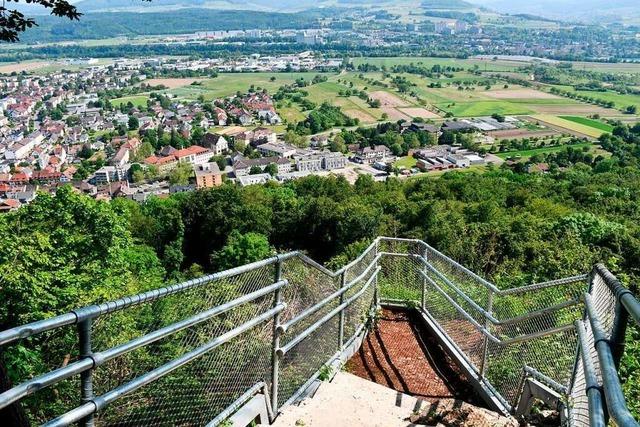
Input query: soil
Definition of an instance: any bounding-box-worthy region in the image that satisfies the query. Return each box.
[345,308,484,405]
[399,107,442,119]
[369,91,410,107]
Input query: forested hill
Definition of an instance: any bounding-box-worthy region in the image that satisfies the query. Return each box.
[17,8,335,43]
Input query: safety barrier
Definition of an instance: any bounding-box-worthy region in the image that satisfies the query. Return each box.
[0,237,637,426]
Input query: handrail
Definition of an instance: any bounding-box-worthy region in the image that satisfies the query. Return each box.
[0,280,289,411]
[43,303,287,427]
[1,237,638,427]
[416,256,583,327]
[575,320,606,427]
[0,253,298,347]
[277,267,380,356]
[583,293,640,427]
[419,269,575,346]
[278,255,381,334]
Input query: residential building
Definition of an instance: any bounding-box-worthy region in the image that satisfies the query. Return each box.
[354,145,393,165]
[93,165,131,184]
[202,133,229,156]
[195,162,223,188]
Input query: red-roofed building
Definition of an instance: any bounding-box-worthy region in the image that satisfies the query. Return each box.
[0,199,21,213]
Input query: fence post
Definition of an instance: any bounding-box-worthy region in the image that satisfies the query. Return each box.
[271,257,283,418]
[479,289,493,378]
[421,246,428,311]
[78,318,95,427]
[338,271,346,350]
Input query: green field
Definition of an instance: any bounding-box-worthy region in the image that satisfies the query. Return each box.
[495,142,594,160]
[559,116,614,133]
[111,95,149,108]
[394,156,418,169]
[436,101,534,117]
[351,57,525,72]
[551,85,640,110]
[532,115,608,138]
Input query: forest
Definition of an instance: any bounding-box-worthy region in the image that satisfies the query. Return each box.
[2,123,640,421]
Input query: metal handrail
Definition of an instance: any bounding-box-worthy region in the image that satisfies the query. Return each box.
[43,303,287,427]
[0,280,289,411]
[583,292,640,427]
[575,320,606,427]
[415,255,584,327]
[420,269,575,346]
[2,237,638,427]
[277,267,380,356]
[278,254,381,334]
[0,253,298,347]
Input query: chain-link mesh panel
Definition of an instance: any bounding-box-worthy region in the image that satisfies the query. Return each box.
[277,250,377,408]
[567,271,617,427]
[486,328,578,404]
[1,324,81,425]
[376,240,590,410]
[6,238,636,427]
[91,263,278,426]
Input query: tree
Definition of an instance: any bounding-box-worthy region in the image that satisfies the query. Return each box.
[249,166,263,175]
[330,135,347,153]
[211,231,272,271]
[0,0,87,42]
[0,187,164,423]
[168,162,193,185]
[264,163,278,176]
[128,116,140,131]
[284,131,308,148]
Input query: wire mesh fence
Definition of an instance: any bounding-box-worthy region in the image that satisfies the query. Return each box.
[0,237,637,427]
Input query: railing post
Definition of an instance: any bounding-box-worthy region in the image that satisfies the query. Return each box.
[479,289,493,377]
[78,318,95,427]
[421,246,428,310]
[271,257,283,418]
[338,271,346,350]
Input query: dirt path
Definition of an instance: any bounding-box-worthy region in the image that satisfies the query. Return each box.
[345,308,482,404]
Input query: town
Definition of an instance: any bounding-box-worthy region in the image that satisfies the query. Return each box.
[0,55,508,211]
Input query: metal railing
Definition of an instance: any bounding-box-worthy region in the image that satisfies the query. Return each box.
[0,237,638,426]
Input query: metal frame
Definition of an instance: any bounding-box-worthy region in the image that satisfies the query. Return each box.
[1,237,638,427]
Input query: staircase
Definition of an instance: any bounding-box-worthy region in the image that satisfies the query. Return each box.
[0,237,638,427]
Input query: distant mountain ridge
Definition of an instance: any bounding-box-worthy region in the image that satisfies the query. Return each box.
[467,0,640,23]
[73,0,333,13]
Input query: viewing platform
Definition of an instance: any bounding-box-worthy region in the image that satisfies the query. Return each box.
[0,237,639,427]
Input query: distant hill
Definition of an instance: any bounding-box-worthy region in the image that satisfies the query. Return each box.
[421,0,475,9]
[73,0,334,13]
[18,8,334,43]
[466,0,640,23]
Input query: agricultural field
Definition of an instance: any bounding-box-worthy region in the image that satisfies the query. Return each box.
[351,57,525,72]
[551,85,640,112]
[109,65,635,129]
[495,142,595,160]
[530,115,609,138]
[558,116,614,133]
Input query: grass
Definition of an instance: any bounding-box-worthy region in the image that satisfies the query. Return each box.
[394,156,418,169]
[551,85,640,111]
[436,101,534,117]
[495,143,594,160]
[558,116,613,133]
[351,57,524,72]
[111,94,149,108]
[532,115,608,138]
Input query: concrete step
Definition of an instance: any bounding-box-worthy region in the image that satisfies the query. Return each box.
[272,372,428,427]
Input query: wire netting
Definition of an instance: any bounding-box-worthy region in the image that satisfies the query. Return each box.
[567,270,617,427]
[92,263,278,426]
[3,237,635,427]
